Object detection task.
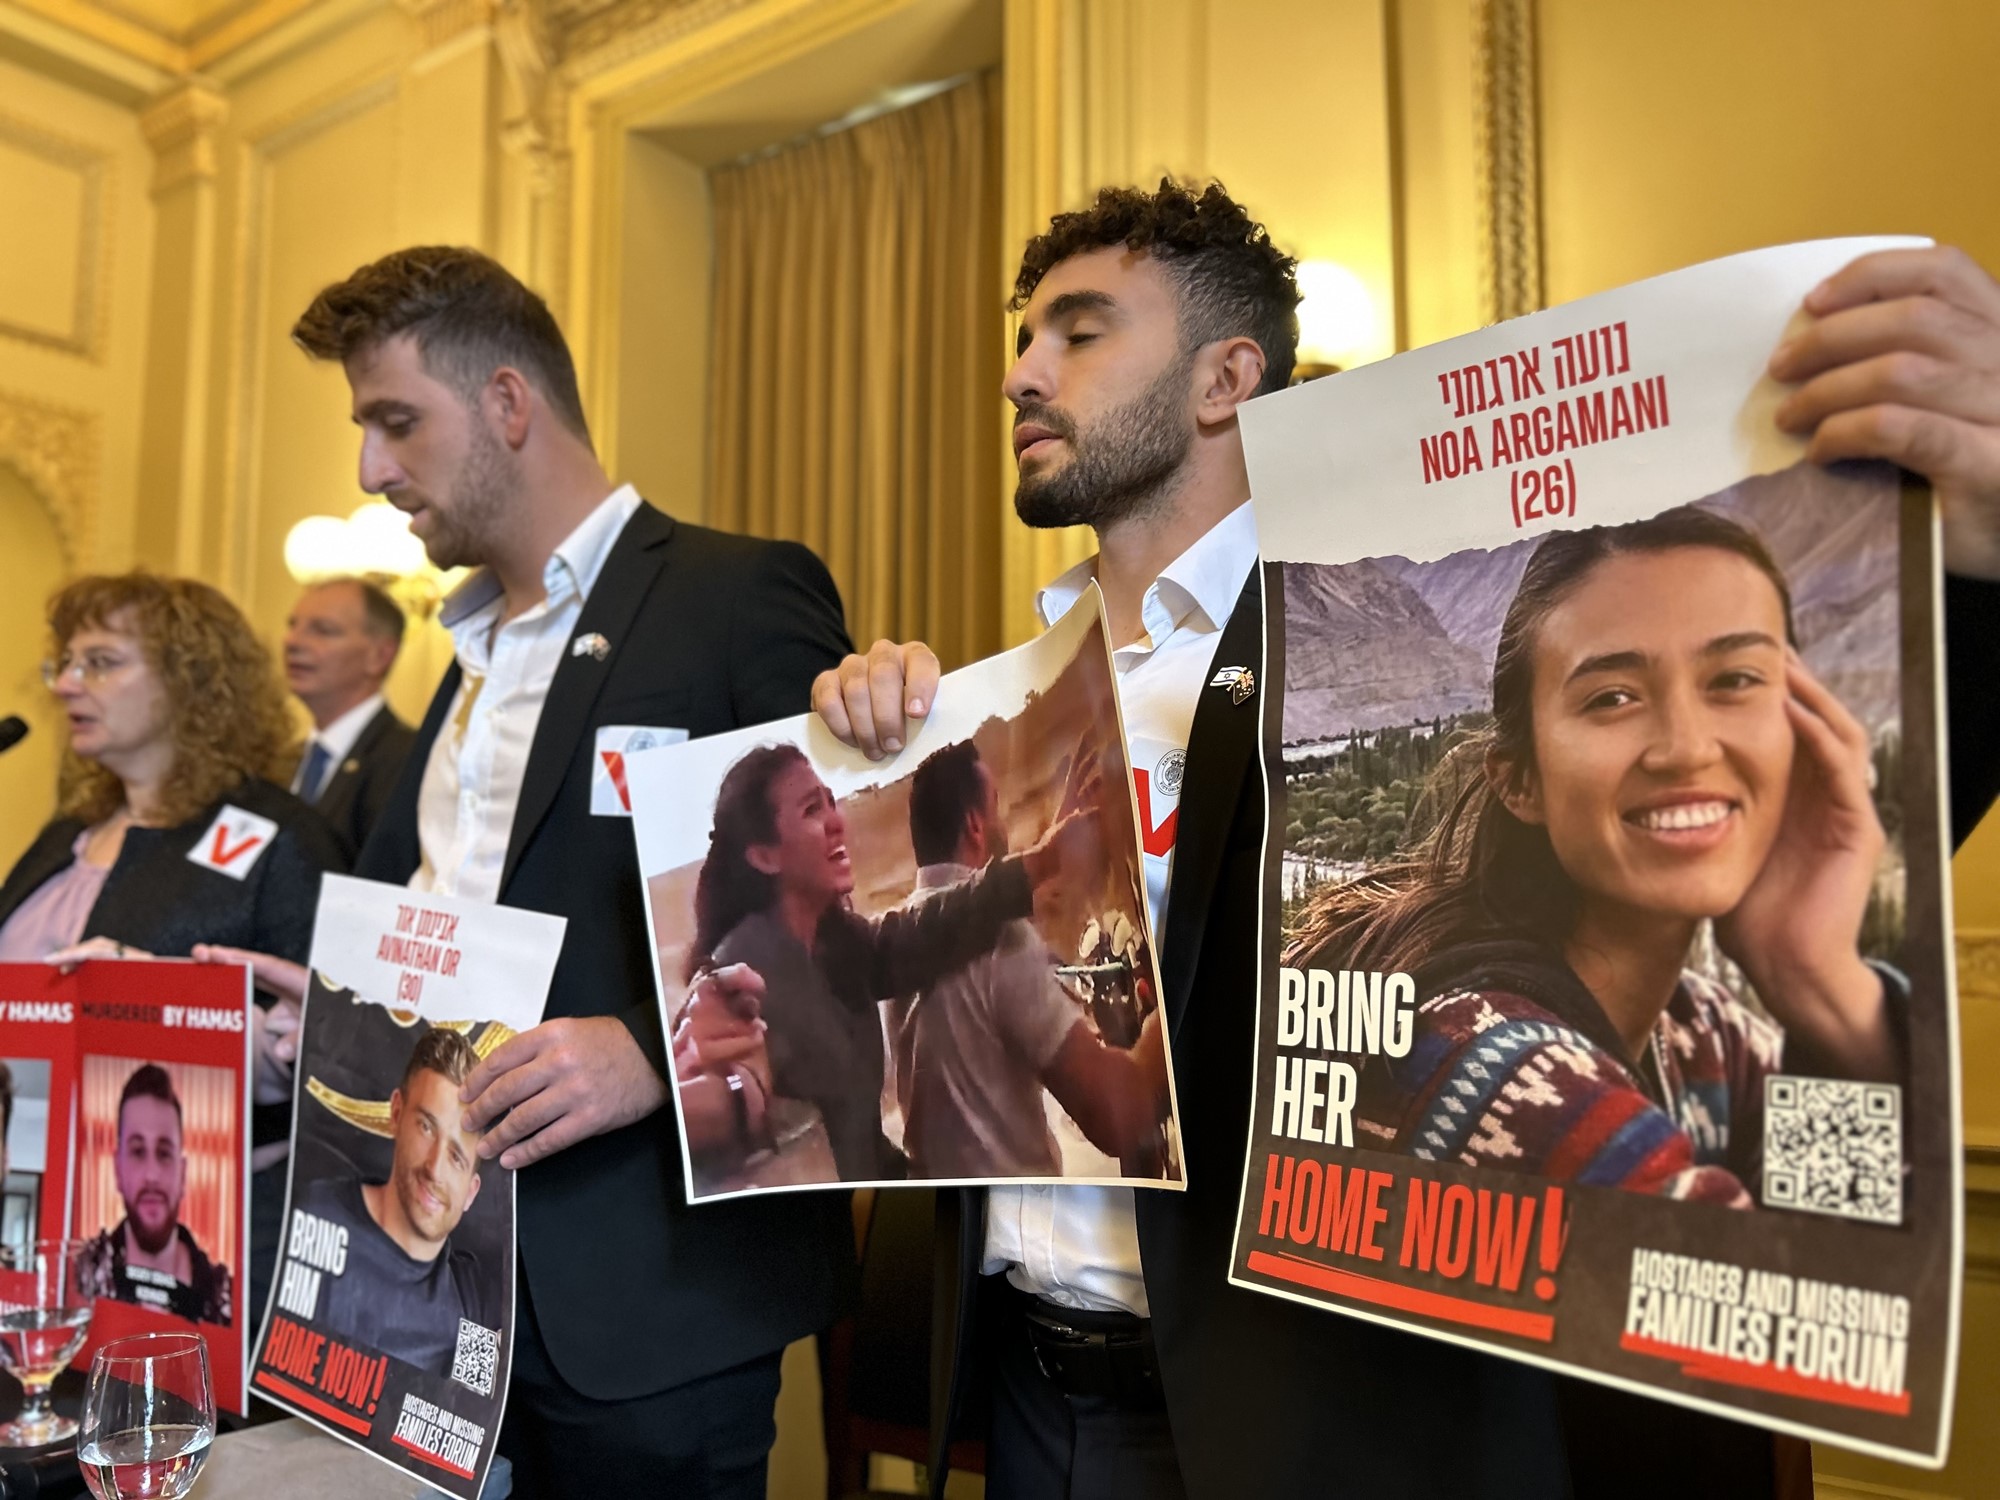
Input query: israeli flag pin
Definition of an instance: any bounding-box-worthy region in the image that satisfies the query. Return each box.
[1209,665,1255,704]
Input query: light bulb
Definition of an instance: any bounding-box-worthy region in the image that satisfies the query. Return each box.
[283,515,354,582]
[1295,260,1382,371]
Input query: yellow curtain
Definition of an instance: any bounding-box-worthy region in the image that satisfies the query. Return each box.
[705,72,1005,671]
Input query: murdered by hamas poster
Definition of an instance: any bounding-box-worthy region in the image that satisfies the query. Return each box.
[1228,238,1959,1465]
[250,875,564,1499]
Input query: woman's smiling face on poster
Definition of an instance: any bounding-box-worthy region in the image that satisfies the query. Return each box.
[749,760,855,907]
[1506,545,1796,924]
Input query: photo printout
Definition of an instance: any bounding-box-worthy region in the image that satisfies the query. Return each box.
[1229,239,1960,1466]
[630,586,1186,1203]
[250,875,564,1500]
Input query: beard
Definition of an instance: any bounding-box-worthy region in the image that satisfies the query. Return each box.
[127,1192,179,1255]
[419,419,516,570]
[1014,351,1197,530]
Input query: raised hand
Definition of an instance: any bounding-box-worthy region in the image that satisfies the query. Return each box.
[811,639,942,759]
[1717,652,1894,1080]
[1771,245,2000,578]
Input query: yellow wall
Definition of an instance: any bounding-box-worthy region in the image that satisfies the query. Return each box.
[0,52,156,582]
[1203,0,1395,366]
[612,131,713,523]
[1538,0,2000,302]
[0,49,158,861]
[0,468,71,872]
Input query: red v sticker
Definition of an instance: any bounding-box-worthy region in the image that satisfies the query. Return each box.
[1134,771,1180,858]
[592,726,689,817]
[1129,739,1186,860]
[209,826,261,866]
[602,750,632,812]
[187,805,279,881]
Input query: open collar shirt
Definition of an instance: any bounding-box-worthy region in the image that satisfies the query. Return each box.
[411,484,641,903]
[982,500,1259,1316]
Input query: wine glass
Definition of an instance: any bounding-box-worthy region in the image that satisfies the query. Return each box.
[78,1333,214,1500]
[0,1237,92,1446]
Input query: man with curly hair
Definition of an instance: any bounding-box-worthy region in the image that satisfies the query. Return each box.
[817,182,2000,1499]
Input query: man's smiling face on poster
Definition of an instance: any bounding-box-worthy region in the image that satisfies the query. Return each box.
[388,1063,483,1247]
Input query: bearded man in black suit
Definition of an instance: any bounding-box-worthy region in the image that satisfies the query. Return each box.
[813,183,2000,1500]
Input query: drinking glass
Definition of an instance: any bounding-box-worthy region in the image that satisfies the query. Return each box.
[0,1238,92,1446]
[78,1333,214,1500]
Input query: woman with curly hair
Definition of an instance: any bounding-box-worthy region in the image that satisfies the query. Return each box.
[0,572,343,965]
[0,573,346,1326]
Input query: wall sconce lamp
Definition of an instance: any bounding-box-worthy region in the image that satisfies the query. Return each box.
[1292,260,1382,384]
[283,501,458,618]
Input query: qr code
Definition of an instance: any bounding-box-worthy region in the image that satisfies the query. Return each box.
[451,1319,500,1397]
[1762,1075,1903,1225]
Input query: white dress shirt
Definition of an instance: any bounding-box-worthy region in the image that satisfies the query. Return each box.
[983,500,1260,1316]
[292,692,386,795]
[411,484,642,903]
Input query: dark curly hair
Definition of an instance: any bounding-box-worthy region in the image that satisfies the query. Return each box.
[292,245,591,443]
[1012,178,1301,395]
[686,744,809,982]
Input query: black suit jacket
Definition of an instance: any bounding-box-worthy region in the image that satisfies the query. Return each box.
[355,501,861,1401]
[0,778,343,964]
[309,704,417,863]
[933,569,2000,1498]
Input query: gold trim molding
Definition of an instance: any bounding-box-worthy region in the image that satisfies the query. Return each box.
[140,82,231,195]
[1471,0,1542,324]
[398,0,497,51]
[0,113,111,362]
[0,389,102,570]
[555,0,753,76]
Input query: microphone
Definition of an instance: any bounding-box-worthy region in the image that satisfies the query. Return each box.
[0,717,25,755]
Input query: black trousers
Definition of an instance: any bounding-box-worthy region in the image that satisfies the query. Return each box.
[984,1290,1188,1500]
[499,1269,784,1499]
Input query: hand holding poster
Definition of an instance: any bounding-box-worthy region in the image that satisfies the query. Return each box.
[1228,240,1960,1465]
[251,875,564,1499]
[631,585,1185,1199]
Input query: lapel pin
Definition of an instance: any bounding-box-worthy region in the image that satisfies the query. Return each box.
[1210,665,1256,705]
[342,758,360,774]
[572,632,611,661]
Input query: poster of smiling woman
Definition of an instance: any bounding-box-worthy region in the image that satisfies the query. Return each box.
[1228,239,1959,1466]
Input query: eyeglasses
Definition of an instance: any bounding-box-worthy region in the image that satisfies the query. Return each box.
[40,654,134,688]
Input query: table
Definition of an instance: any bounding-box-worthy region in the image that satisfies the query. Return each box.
[0,1377,431,1500]
[196,1419,434,1499]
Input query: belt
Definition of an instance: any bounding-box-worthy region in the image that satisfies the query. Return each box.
[1010,1286,1163,1405]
